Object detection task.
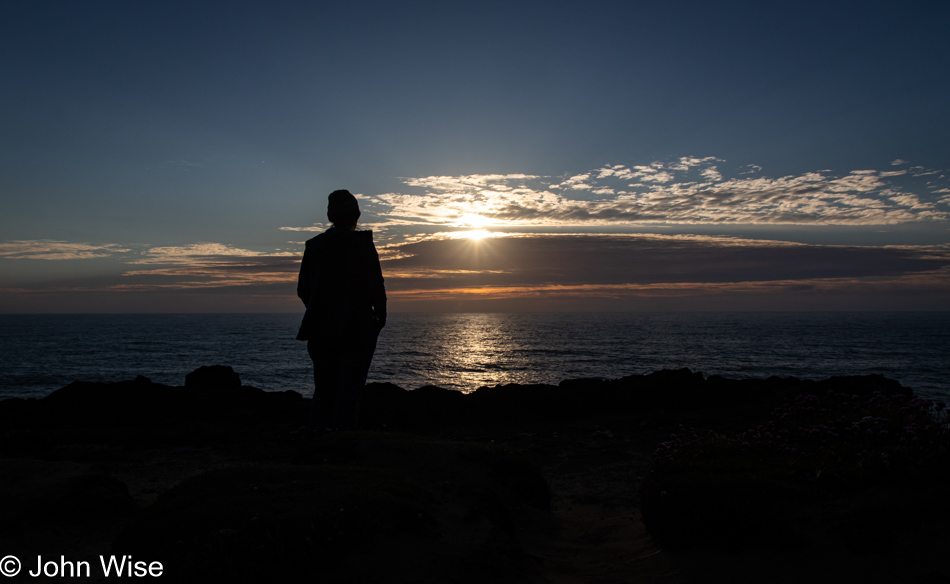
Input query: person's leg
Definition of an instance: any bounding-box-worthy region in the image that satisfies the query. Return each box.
[330,335,378,430]
[308,341,340,431]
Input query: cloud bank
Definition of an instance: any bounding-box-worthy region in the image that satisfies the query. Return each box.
[0,241,299,294]
[3,157,949,311]
[358,157,948,231]
[375,233,950,311]
[380,233,950,290]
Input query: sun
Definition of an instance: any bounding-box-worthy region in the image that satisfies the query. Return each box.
[448,213,498,240]
[458,213,491,229]
[463,229,492,241]
[445,229,493,241]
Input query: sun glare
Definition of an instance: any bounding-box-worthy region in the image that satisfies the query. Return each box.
[448,213,496,240]
[463,229,492,241]
[437,230,504,241]
[443,229,493,240]
[458,213,491,229]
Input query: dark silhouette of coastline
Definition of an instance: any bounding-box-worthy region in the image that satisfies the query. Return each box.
[1,367,948,583]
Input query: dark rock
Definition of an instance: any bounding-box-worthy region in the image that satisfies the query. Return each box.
[361,383,466,429]
[114,433,549,583]
[5,368,917,440]
[32,374,303,432]
[470,383,561,422]
[185,365,242,388]
[558,377,606,390]
[1,427,54,458]
[0,459,132,531]
[42,379,186,426]
[815,374,911,397]
[361,382,409,403]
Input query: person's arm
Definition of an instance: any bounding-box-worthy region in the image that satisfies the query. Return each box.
[366,238,387,330]
[297,241,315,307]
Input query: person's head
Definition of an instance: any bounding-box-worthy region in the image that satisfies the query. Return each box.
[327,189,361,229]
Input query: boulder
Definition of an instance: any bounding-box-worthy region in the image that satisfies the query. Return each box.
[185,365,242,388]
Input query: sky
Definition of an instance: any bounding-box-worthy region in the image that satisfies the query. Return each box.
[2,0,949,312]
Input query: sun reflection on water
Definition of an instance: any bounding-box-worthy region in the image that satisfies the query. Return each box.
[406,313,532,392]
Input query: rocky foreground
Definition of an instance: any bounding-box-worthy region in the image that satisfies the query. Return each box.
[1,366,948,583]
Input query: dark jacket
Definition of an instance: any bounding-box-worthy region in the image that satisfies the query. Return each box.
[296,228,387,347]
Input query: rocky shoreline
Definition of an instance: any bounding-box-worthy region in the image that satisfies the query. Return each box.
[1,366,948,583]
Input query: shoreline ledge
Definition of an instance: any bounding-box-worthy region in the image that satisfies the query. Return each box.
[1,366,948,583]
[1,365,913,430]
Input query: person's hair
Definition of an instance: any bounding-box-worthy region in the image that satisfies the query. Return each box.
[327,189,361,227]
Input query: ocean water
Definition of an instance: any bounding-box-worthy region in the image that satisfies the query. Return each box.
[0,312,948,401]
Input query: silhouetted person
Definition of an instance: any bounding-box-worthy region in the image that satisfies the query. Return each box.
[296,190,386,432]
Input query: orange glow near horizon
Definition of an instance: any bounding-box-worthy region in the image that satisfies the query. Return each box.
[385,269,950,302]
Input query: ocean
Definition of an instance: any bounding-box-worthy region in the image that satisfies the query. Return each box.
[1,312,948,401]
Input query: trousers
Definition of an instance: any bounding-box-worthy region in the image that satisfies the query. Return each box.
[307,335,377,431]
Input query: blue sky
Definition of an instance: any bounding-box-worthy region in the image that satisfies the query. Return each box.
[2,0,949,312]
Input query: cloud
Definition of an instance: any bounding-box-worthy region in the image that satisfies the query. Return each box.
[279,225,326,232]
[5,233,948,312]
[130,243,295,265]
[349,158,949,233]
[113,264,297,290]
[371,233,950,310]
[911,166,942,177]
[378,233,950,292]
[667,156,722,171]
[0,240,132,260]
[9,155,949,312]
[0,239,303,312]
[119,243,299,289]
[739,164,763,175]
[386,271,950,302]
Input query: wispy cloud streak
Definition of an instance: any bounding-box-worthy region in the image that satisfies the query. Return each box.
[120,243,298,289]
[0,240,132,260]
[0,240,300,292]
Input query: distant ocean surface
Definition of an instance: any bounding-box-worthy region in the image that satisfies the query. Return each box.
[1,312,948,401]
